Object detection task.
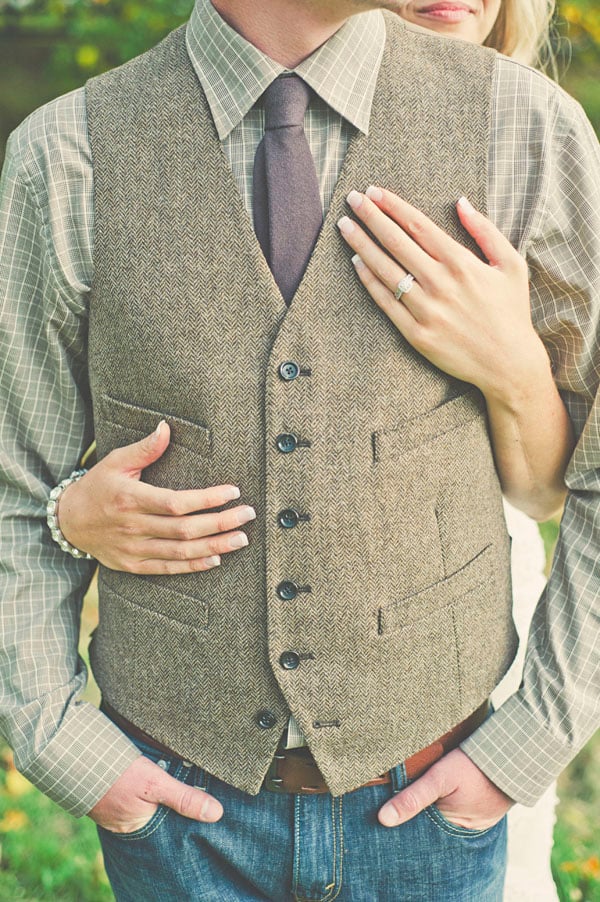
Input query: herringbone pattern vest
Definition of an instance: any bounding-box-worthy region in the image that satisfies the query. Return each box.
[85,15,517,796]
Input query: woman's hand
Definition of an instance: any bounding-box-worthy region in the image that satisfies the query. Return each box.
[337,187,549,399]
[58,422,256,573]
[337,187,574,520]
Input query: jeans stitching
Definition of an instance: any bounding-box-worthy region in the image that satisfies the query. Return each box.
[292,797,322,902]
[321,795,337,902]
[326,796,344,902]
[424,804,500,839]
[194,766,209,792]
[293,795,302,897]
[293,795,343,902]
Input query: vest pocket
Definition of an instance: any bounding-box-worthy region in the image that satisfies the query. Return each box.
[370,387,506,584]
[377,543,517,713]
[91,578,211,740]
[372,389,483,463]
[376,543,512,715]
[94,393,213,490]
[97,756,196,842]
[96,393,212,454]
[377,543,493,637]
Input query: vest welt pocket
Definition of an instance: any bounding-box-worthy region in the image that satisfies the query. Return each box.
[371,388,484,463]
[96,393,213,458]
[91,578,211,727]
[377,543,493,636]
[97,573,210,630]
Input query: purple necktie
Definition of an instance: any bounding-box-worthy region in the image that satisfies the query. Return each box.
[253,74,323,305]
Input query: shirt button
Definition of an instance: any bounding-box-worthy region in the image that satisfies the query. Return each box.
[278,508,300,529]
[276,433,297,453]
[276,580,299,600]
[256,709,277,730]
[279,361,300,382]
[280,651,301,670]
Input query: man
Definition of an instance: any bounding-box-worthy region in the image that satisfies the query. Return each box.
[0,0,598,899]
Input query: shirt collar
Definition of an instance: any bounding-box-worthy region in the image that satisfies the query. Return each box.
[186,0,386,139]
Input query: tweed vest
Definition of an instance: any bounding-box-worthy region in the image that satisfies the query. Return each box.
[85,14,518,796]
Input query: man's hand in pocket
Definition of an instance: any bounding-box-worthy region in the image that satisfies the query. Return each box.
[88,756,223,834]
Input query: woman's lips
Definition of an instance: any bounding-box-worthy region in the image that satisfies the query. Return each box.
[415,3,474,23]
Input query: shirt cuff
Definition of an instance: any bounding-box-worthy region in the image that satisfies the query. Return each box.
[21,701,142,817]
[460,694,575,807]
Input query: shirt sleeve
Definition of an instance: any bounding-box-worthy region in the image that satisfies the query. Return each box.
[0,98,141,817]
[462,67,600,806]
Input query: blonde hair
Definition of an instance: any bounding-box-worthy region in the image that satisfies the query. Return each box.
[484,0,556,71]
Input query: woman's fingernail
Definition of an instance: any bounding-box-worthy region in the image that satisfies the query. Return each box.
[457,196,475,214]
[205,556,221,568]
[347,190,363,210]
[230,533,249,549]
[225,486,241,501]
[366,185,383,202]
[338,216,355,235]
[151,420,166,444]
[239,505,257,523]
[352,254,365,271]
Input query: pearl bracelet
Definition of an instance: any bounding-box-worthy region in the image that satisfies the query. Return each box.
[46,469,94,560]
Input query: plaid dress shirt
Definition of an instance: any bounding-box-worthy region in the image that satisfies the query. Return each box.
[0,0,599,815]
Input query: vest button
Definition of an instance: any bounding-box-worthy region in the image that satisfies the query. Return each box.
[256,709,277,730]
[279,361,300,381]
[280,651,301,670]
[276,580,299,600]
[276,433,297,453]
[278,508,300,529]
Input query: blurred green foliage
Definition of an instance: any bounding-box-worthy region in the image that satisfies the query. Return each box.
[556,1,600,131]
[0,0,194,76]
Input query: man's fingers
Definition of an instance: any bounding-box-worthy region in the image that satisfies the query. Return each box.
[153,771,223,823]
[378,769,448,828]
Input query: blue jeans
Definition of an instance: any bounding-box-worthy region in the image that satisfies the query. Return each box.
[97,730,507,901]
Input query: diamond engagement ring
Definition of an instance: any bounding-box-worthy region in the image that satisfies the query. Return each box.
[394,273,415,301]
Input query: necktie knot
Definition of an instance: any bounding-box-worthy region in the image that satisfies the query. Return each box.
[263,74,312,131]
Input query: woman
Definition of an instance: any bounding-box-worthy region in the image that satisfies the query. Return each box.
[51,2,566,898]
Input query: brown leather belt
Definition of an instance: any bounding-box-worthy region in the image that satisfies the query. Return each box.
[101,699,489,795]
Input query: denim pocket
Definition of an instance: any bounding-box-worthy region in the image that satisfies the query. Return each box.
[98,731,199,842]
[425,803,506,840]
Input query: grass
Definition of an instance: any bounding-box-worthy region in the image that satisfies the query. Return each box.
[553,731,600,901]
[0,526,597,901]
[0,768,111,901]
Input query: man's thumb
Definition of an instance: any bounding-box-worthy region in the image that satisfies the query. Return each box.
[109,420,171,473]
[157,771,223,823]
[378,772,441,828]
